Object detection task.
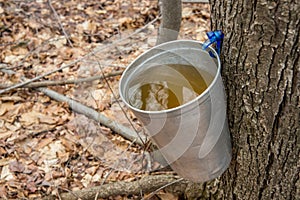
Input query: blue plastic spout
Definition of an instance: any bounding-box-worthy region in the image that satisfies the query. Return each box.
[202,30,224,57]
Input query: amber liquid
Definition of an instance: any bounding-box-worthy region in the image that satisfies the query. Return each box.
[128,64,213,111]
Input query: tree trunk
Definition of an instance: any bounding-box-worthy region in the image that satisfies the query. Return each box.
[156,0,182,45]
[203,0,299,199]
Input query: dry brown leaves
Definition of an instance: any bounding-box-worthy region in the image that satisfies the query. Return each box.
[0,0,210,199]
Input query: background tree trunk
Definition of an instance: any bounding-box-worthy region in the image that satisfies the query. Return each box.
[156,0,182,45]
[206,0,299,199]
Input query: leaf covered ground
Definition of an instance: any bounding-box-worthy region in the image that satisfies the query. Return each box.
[0,0,210,199]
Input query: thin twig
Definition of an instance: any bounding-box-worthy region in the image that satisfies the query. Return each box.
[0,59,80,95]
[95,59,145,146]
[94,59,147,185]
[47,0,73,47]
[0,70,123,89]
[0,16,159,95]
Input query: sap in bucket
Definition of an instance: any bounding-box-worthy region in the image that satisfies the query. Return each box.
[119,40,231,182]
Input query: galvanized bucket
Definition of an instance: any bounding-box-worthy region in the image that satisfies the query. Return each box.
[119,40,231,182]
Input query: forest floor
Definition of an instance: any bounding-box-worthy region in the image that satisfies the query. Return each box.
[0,0,210,199]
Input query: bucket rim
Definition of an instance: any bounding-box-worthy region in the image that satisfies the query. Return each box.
[119,39,222,114]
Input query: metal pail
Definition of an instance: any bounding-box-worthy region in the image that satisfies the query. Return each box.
[119,40,231,182]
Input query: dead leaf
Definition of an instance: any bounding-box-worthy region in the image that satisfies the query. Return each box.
[182,7,193,18]
[36,137,54,149]
[26,182,37,193]
[28,19,41,30]
[85,166,98,176]
[60,137,76,150]
[156,192,179,200]
[1,165,14,181]
[84,7,97,16]
[3,55,23,64]
[0,106,6,116]
[0,102,23,124]
[0,96,24,102]
[0,131,13,140]
[77,20,98,33]
[95,10,107,14]
[91,173,101,183]
[12,46,28,55]
[0,102,15,116]
[20,111,57,126]
[49,36,67,48]
[9,160,25,173]
[38,140,66,168]
[0,146,6,155]
[38,96,51,103]
[5,122,21,132]
[19,111,39,126]
[81,173,92,187]
[0,158,15,167]
[0,185,7,198]
[57,150,69,163]
[39,115,57,125]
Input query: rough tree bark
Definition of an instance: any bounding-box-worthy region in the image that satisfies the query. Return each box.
[205,0,300,199]
[162,0,299,199]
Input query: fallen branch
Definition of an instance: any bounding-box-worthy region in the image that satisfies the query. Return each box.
[0,59,82,95]
[43,174,186,200]
[0,70,123,89]
[36,86,146,146]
